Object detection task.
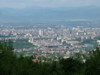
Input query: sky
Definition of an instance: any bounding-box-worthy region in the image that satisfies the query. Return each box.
[0,0,100,8]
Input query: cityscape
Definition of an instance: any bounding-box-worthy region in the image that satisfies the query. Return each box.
[0,22,100,61]
[1,0,100,74]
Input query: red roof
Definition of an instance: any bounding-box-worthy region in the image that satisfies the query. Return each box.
[32,59,39,62]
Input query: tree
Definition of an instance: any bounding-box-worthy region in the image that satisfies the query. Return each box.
[0,39,16,75]
[85,47,100,75]
[59,57,84,75]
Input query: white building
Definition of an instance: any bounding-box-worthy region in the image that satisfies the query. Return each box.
[24,33,32,38]
[39,29,43,36]
[97,40,100,44]
[29,37,34,43]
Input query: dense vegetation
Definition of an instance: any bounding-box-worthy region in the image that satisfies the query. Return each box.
[0,39,100,75]
[13,39,37,49]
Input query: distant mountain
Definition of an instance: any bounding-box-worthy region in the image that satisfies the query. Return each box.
[0,5,100,22]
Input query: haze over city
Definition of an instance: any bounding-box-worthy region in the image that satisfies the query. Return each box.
[0,0,100,8]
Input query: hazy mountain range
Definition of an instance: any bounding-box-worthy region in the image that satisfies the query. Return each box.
[0,5,100,22]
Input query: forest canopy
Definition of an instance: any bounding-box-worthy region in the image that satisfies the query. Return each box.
[0,39,100,75]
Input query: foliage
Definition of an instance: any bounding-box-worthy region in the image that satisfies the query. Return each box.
[82,39,95,44]
[63,41,70,46]
[59,57,84,75]
[95,36,100,40]
[79,39,97,47]
[84,47,100,75]
[0,39,100,75]
[75,37,81,42]
[13,39,37,49]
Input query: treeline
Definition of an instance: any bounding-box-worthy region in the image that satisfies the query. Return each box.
[0,39,100,75]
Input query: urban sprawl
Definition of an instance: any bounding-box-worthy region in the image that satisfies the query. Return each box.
[0,24,100,62]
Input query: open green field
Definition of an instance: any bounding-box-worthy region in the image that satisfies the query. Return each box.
[13,39,37,49]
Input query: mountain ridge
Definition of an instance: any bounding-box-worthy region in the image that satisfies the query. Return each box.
[0,5,100,22]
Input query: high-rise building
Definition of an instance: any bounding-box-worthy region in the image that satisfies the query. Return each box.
[39,29,43,36]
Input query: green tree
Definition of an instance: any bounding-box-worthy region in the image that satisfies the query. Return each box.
[0,39,16,75]
[59,57,84,75]
[85,47,100,75]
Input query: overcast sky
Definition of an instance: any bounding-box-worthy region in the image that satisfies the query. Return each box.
[0,0,100,8]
